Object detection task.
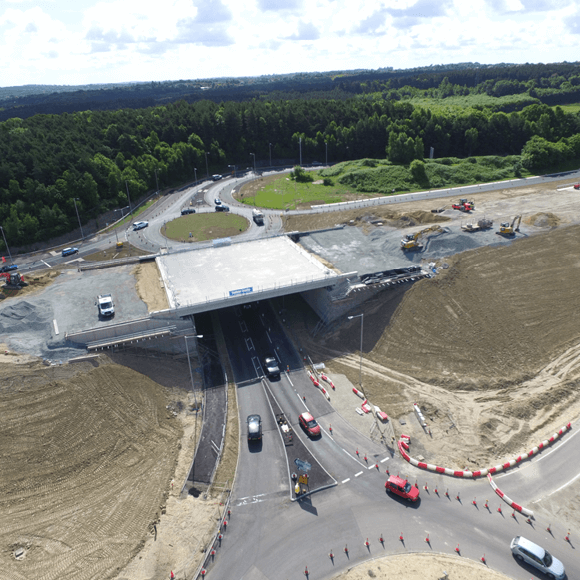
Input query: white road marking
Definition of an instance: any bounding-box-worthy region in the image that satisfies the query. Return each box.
[342,478,350,484]
[355,471,363,477]
[53,320,59,335]
[41,260,51,268]
[266,331,272,344]
[535,471,580,502]
[380,457,390,463]
[285,372,293,386]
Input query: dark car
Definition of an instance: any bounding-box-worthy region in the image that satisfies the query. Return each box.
[385,475,420,502]
[181,208,196,215]
[263,355,280,379]
[61,247,79,257]
[1,264,18,273]
[215,205,230,212]
[214,198,222,205]
[298,412,321,437]
[247,414,262,442]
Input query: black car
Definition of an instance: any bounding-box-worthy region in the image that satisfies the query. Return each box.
[215,205,230,212]
[181,208,196,215]
[1,264,18,273]
[247,414,262,442]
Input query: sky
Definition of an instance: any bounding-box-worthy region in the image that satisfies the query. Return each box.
[1,0,579,88]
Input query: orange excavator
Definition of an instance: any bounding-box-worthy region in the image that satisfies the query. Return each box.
[0,271,28,287]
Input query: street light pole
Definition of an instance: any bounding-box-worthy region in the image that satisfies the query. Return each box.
[184,334,203,410]
[205,152,210,179]
[73,197,84,239]
[299,137,302,166]
[194,167,197,186]
[154,168,159,195]
[0,225,13,265]
[325,142,328,165]
[228,164,236,177]
[125,181,133,218]
[269,142,272,167]
[250,152,256,175]
[348,313,364,393]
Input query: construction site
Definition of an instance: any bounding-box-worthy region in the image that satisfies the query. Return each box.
[0,176,579,580]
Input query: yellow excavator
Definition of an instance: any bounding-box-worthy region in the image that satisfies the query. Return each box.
[498,215,522,236]
[401,225,444,251]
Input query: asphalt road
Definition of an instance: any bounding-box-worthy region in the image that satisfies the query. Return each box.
[207,299,580,580]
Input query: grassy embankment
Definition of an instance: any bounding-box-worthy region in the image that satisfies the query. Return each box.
[238,156,532,210]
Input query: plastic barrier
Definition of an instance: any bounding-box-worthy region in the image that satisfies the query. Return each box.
[352,387,365,399]
[397,422,571,479]
[488,473,534,518]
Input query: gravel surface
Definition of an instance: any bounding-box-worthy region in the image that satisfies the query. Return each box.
[0,266,148,361]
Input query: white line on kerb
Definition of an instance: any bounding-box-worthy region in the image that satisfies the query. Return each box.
[354,471,363,477]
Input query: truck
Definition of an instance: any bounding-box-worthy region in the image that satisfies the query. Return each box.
[97,294,115,317]
[252,209,264,225]
[461,218,493,232]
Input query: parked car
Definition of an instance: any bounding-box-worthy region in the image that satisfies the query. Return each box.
[510,536,565,579]
[132,221,149,231]
[247,414,262,442]
[263,355,280,379]
[1,264,18,273]
[385,475,420,502]
[298,412,321,437]
[215,205,230,212]
[61,247,79,257]
[214,198,222,205]
[181,208,196,215]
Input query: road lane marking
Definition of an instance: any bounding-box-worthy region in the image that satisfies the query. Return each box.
[534,471,580,502]
[41,260,52,268]
[355,471,363,477]
[285,372,294,386]
[380,457,390,463]
[53,320,59,335]
[342,478,350,484]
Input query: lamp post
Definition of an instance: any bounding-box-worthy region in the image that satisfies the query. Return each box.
[325,142,328,165]
[299,137,302,166]
[184,334,204,409]
[250,152,256,175]
[228,164,236,177]
[205,152,210,179]
[125,181,133,218]
[348,313,364,393]
[194,167,198,185]
[0,225,13,265]
[113,206,129,243]
[269,142,272,167]
[154,168,159,195]
[73,197,84,239]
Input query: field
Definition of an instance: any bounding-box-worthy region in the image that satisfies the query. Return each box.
[407,92,538,112]
[238,157,531,207]
[162,213,249,242]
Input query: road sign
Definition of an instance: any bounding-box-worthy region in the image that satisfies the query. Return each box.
[294,458,311,472]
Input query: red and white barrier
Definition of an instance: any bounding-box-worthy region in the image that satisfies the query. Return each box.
[308,372,320,387]
[488,473,534,518]
[361,399,372,413]
[320,374,335,390]
[397,422,571,478]
[352,387,365,399]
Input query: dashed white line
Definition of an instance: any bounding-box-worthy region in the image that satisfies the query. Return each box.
[342,478,350,484]
[380,457,390,463]
[355,471,363,477]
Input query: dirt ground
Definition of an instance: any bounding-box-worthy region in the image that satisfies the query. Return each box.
[134,262,170,312]
[0,269,61,302]
[334,553,511,580]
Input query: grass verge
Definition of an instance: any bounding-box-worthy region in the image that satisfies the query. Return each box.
[162,213,249,242]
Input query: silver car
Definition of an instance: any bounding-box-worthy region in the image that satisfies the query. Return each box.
[510,536,565,579]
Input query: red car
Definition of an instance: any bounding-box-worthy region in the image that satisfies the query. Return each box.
[298,412,321,437]
[574,183,580,190]
[385,475,420,502]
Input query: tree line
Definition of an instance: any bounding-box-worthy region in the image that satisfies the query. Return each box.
[1,91,580,249]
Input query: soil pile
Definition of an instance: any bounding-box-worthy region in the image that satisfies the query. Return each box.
[0,356,181,580]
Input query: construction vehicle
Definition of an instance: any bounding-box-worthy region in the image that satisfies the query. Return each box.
[452,198,475,212]
[1,272,28,288]
[498,215,522,236]
[96,293,115,317]
[461,217,493,232]
[401,225,444,251]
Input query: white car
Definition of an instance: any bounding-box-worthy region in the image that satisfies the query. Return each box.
[132,221,149,231]
[510,536,565,579]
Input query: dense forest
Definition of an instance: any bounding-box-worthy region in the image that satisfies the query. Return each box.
[1,61,580,250]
